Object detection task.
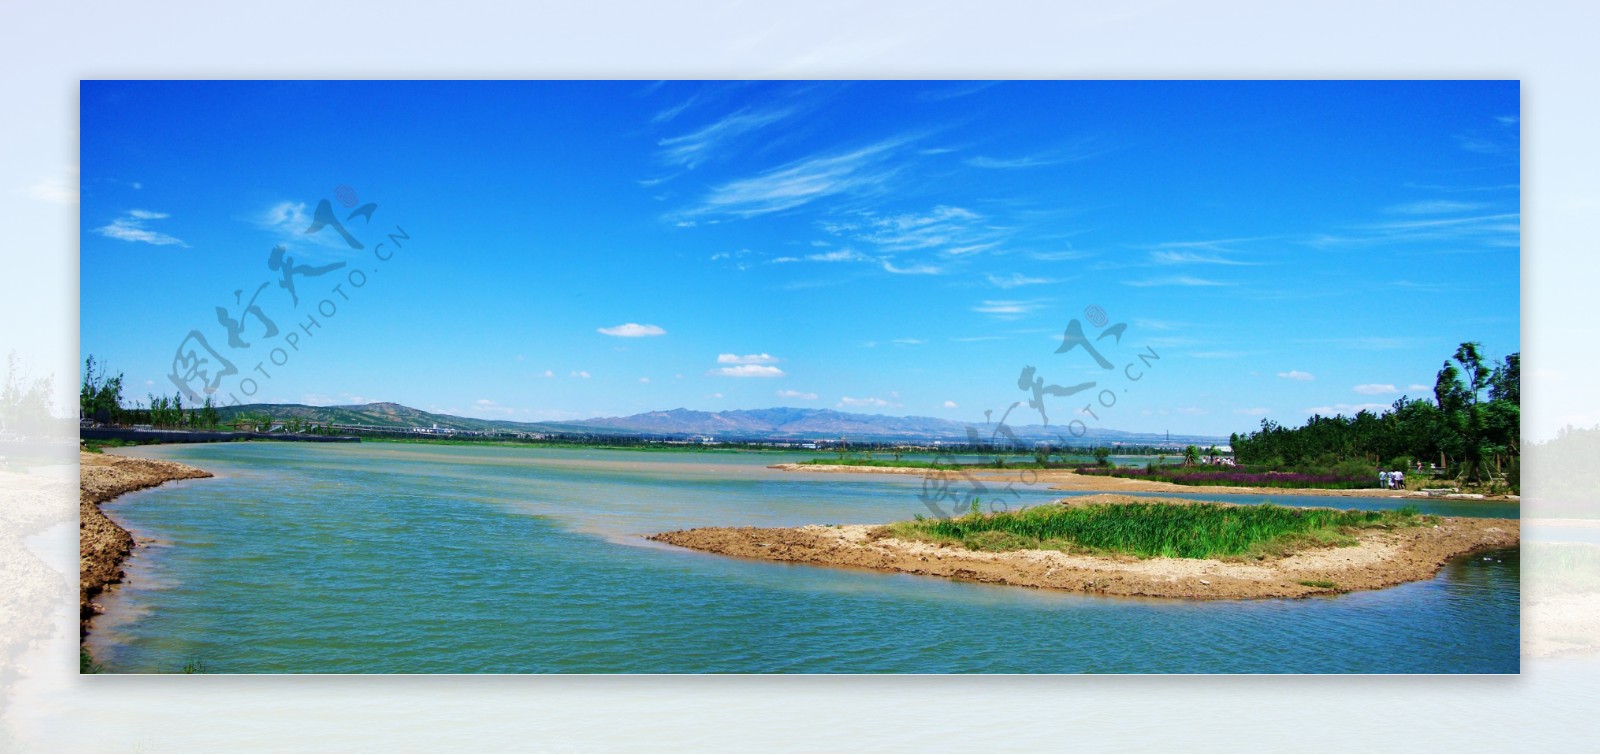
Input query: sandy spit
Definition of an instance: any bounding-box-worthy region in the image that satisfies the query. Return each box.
[79,451,211,635]
[767,463,1518,501]
[650,494,1519,600]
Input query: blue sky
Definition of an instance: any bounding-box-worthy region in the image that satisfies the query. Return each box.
[79,80,1520,436]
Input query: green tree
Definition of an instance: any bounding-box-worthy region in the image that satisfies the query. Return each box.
[1183,445,1200,467]
[1093,446,1111,467]
[80,356,125,424]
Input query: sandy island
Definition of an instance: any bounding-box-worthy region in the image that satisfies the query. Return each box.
[767,463,1519,501]
[79,450,211,635]
[650,494,1519,600]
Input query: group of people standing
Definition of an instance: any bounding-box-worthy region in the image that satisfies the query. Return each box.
[1379,468,1406,490]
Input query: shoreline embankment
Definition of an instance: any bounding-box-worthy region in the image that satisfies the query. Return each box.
[79,451,212,637]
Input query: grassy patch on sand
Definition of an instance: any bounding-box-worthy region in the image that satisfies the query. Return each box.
[887,501,1435,560]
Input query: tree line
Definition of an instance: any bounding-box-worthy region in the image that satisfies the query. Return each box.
[1230,342,1518,484]
[81,355,222,430]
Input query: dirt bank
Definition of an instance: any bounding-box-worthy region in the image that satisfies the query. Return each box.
[80,451,211,635]
[768,463,1518,501]
[650,494,1519,600]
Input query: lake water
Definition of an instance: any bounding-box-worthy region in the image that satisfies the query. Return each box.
[89,442,1519,673]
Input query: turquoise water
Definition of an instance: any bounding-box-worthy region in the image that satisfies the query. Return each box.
[90,442,1519,673]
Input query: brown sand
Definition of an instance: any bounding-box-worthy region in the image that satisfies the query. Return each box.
[768,463,1518,501]
[79,450,211,635]
[650,494,1519,599]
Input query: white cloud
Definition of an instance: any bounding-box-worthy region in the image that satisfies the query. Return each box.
[892,338,925,346]
[678,138,906,219]
[776,389,818,400]
[706,392,724,399]
[973,299,1046,318]
[598,323,666,337]
[1234,408,1271,416]
[25,167,78,204]
[1305,402,1390,416]
[711,364,786,378]
[808,249,866,262]
[541,370,555,378]
[1277,370,1315,381]
[881,261,942,275]
[943,400,959,408]
[657,107,796,169]
[95,209,187,246]
[1124,275,1232,287]
[1385,200,1488,215]
[1353,383,1397,395]
[1149,250,1255,265]
[717,353,779,365]
[838,396,893,408]
[639,377,651,383]
[964,146,1095,169]
[570,370,591,378]
[1408,383,1432,392]
[985,272,1053,288]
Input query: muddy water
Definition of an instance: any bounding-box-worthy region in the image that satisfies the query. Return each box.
[88,442,1518,673]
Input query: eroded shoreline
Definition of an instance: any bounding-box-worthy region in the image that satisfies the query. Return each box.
[79,450,211,636]
[767,462,1518,501]
[650,494,1520,600]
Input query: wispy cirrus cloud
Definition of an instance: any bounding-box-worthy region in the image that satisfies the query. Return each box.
[881,261,942,275]
[676,138,908,220]
[96,209,187,246]
[964,138,1101,169]
[1123,275,1232,287]
[1309,212,1520,251]
[1384,199,1489,215]
[985,272,1054,288]
[972,299,1047,318]
[1277,370,1315,381]
[598,323,666,337]
[772,248,869,264]
[776,389,817,400]
[1353,383,1397,395]
[651,92,701,124]
[1149,250,1257,266]
[657,107,796,169]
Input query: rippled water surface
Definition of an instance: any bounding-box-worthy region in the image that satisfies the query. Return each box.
[90,442,1519,673]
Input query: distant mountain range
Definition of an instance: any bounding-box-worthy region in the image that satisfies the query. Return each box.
[217,402,1227,445]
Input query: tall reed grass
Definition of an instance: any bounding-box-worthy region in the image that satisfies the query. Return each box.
[893,501,1430,559]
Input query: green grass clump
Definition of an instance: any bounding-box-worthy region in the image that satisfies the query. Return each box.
[1299,580,1337,589]
[889,501,1433,560]
[79,648,104,674]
